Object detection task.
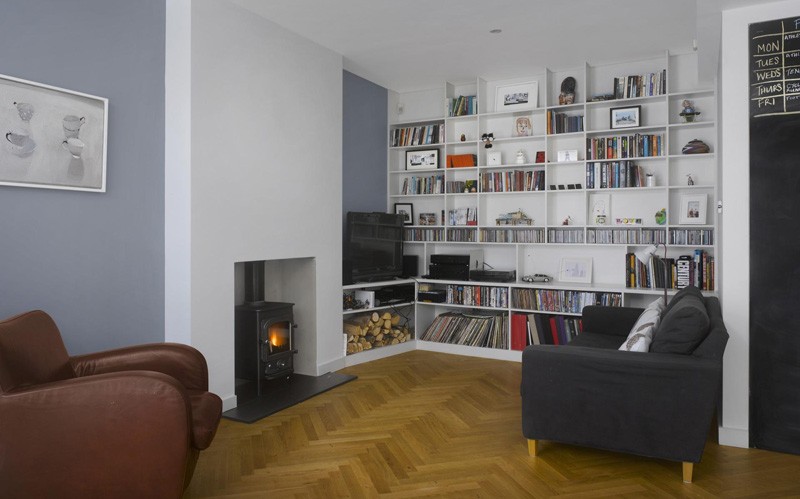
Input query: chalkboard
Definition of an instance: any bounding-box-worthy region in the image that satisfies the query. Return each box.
[750,16,800,117]
[749,16,800,455]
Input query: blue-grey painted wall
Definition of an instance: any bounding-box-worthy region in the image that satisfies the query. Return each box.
[342,70,387,237]
[0,0,165,354]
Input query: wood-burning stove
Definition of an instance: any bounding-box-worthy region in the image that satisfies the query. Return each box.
[235,262,297,399]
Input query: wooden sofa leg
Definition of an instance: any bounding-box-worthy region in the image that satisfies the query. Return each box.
[682,462,693,483]
[527,439,538,457]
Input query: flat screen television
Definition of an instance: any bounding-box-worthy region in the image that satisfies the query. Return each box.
[344,211,404,284]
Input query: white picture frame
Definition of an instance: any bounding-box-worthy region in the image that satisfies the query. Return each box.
[495,81,538,112]
[0,72,108,192]
[679,193,708,225]
[557,149,578,162]
[590,193,610,226]
[559,257,593,283]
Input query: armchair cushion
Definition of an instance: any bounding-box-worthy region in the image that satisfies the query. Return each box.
[0,311,75,392]
[650,294,710,354]
[188,390,223,449]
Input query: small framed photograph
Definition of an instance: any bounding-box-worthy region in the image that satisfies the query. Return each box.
[610,105,641,129]
[535,151,545,163]
[557,149,578,162]
[405,149,438,170]
[679,194,707,225]
[419,212,437,225]
[495,81,538,112]
[559,257,593,283]
[394,203,414,225]
[514,116,532,137]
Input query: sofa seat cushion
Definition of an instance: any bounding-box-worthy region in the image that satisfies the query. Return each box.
[188,390,223,450]
[567,332,624,350]
[650,294,710,354]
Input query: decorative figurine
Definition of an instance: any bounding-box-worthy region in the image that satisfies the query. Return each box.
[679,100,701,122]
[481,132,494,148]
[562,216,573,226]
[516,150,526,164]
[559,77,576,105]
[682,139,710,154]
[687,174,695,186]
[460,133,466,142]
[655,208,667,225]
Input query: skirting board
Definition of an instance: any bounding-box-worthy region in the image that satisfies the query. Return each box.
[718,426,749,448]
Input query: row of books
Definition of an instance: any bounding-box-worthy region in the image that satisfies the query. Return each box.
[511,313,583,350]
[445,285,509,308]
[479,170,546,192]
[480,228,545,244]
[400,175,445,195]
[547,111,584,134]
[448,207,478,226]
[404,228,445,241]
[587,228,667,245]
[613,70,667,99]
[624,249,714,290]
[390,124,444,147]
[547,228,585,244]
[586,134,664,160]
[447,95,477,117]
[511,288,623,313]
[585,161,646,189]
[420,311,508,349]
[669,228,714,246]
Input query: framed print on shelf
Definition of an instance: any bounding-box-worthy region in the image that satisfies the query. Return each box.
[419,212,437,226]
[610,105,641,129]
[0,72,108,192]
[679,193,707,225]
[513,116,532,137]
[495,81,538,112]
[559,257,593,283]
[405,149,438,170]
[394,203,414,225]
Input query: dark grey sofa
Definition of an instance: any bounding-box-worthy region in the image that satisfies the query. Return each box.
[521,290,728,482]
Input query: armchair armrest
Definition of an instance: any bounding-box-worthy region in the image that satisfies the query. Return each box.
[581,305,643,336]
[71,343,208,391]
[521,345,723,463]
[0,372,191,498]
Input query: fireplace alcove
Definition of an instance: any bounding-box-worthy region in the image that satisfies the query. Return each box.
[223,257,356,424]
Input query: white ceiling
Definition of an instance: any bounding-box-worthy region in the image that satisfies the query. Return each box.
[227,0,761,92]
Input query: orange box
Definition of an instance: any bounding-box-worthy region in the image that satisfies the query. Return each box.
[446,154,477,168]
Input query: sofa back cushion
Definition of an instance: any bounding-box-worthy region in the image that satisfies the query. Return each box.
[619,298,664,352]
[650,294,710,354]
[661,285,703,317]
[0,310,75,393]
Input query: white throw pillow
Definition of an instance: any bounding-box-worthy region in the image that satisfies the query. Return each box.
[619,298,665,352]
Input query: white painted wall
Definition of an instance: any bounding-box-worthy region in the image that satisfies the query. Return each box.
[165,0,343,408]
[719,0,800,448]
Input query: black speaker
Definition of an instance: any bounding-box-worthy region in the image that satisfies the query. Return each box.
[402,255,418,277]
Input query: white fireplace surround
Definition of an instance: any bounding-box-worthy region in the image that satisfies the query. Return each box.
[165,0,344,411]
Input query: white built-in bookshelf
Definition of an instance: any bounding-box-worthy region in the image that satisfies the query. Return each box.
[344,50,719,366]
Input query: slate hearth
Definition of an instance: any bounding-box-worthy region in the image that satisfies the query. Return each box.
[222,372,356,424]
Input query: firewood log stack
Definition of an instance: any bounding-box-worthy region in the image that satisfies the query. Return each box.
[344,311,412,354]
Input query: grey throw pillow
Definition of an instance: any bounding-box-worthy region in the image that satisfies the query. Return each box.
[650,294,709,354]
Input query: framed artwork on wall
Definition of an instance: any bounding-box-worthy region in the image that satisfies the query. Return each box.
[0,72,108,192]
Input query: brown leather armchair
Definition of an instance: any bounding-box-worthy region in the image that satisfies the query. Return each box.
[0,310,222,499]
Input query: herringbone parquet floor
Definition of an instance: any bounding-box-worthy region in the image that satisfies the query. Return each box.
[184,350,800,498]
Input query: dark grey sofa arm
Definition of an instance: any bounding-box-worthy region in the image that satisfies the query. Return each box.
[521,345,723,463]
[581,306,644,336]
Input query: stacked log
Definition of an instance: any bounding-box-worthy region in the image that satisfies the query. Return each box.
[344,311,412,354]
